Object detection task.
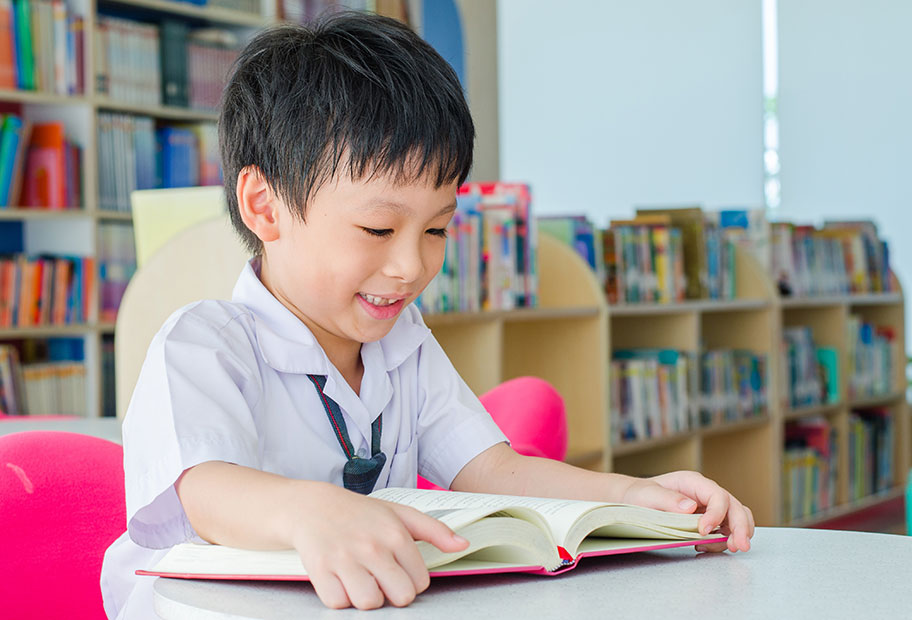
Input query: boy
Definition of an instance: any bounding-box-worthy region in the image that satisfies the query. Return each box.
[101,12,753,617]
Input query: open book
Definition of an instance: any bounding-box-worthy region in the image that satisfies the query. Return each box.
[138,487,727,580]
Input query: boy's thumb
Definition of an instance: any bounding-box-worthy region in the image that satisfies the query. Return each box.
[636,486,698,514]
[391,504,470,553]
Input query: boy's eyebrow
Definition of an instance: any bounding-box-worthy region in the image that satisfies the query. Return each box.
[365,201,458,216]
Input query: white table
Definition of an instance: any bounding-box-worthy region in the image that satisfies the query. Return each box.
[153,527,912,619]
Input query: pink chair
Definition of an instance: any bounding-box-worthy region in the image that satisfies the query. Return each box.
[0,431,126,619]
[418,376,567,489]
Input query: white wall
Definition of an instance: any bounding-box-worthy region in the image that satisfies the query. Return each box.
[777,0,912,314]
[498,0,765,225]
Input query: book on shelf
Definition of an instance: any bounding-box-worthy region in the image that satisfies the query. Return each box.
[95,15,161,105]
[0,225,95,327]
[157,126,200,188]
[848,408,894,501]
[0,113,31,206]
[420,182,536,315]
[19,120,80,209]
[784,417,837,521]
[846,315,897,400]
[781,326,825,410]
[608,214,687,304]
[771,219,893,297]
[0,337,86,416]
[187,27,238,112]
[610,349,697,443]
[0,0,14,89]
[4,0,83,94]
[138,487,726,581]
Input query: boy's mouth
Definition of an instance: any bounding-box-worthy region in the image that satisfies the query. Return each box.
[358,293,405,307]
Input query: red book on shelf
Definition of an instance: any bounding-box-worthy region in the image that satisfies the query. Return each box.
[0,0,15,90]
[21,121,67,209]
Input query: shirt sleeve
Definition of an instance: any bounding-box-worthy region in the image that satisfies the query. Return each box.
[414,333,508,489]
[122,303,264,549]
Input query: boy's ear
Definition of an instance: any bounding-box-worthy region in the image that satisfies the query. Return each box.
[236,166,281,243]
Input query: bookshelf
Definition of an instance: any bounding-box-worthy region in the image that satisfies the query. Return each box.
[0,0,273,417]
[505,234,907,528]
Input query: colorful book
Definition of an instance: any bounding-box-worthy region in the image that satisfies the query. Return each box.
[0,0,16,89]
[20,121,66,208]
[138,488,725,580]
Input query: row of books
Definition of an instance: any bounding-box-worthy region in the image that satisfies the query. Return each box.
[176,0,261,15]
[783,417,838,522]
[781,326,838,410]
[0,0,85,94]
[96,16,239,111]
[540,207,748,305]
[0,338,85,416]
[97,112,220,212]
[95,15,160,106]
[0,252,95,327]
[0,116,81,208]
[21,358,85,415]
[541,207,894,303]
[847,409,894,502]
[98,222,136,322]
[782,408,895,523]
[609,348,768,444]
[418,182,536,314]
[772,220,893,297]
[846,316,897,400]
[282,0,409,24]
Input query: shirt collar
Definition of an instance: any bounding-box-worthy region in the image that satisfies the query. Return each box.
[231,258,431,376]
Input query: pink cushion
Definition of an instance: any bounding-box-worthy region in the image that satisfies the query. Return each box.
[0,431,126,619]
[418,376,567,490]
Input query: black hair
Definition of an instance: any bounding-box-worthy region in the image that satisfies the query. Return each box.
[219,11,475,254]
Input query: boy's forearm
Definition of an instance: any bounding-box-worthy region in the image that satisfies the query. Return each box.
[450,443,638,503]
[176,461,330,550]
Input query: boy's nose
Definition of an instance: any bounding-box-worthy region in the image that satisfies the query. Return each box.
[384,240,425,283]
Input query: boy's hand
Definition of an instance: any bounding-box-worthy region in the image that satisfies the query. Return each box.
[291,485,468,610]
[620,470,754,553]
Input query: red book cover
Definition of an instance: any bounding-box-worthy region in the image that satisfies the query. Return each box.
[21,121,67,209]
[0,0,15,90]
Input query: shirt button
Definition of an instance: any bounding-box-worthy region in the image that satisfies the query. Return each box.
[357,448,368,458]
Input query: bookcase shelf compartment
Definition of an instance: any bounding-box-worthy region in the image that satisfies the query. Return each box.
[96,0,270,26]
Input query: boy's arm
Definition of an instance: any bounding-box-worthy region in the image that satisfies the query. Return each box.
[176,461,468,609]
[450,443,753,553]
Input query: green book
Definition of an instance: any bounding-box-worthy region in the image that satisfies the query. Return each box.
[13,0,35,90]
[816,347,839,404]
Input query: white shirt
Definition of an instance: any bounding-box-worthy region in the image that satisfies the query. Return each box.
[100,260,506,619]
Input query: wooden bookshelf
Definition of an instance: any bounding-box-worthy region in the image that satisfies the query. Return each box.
[0,0,276,417]
[522,234,908,528]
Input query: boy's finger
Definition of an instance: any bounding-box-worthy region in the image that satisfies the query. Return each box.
[308,570,351,610]
[391,504,469,553]
[393,540,432,594]
[369,557,421,608]
[724,499,753,552]
[634,484,699,514]
[335,565,385,610]
[695,541,729,553]
[698,488,731,536]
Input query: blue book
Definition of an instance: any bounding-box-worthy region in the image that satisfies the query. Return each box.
[157,127,199,188]
[0,114,23,206]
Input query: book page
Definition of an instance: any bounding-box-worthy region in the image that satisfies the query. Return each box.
[372,488,619,547]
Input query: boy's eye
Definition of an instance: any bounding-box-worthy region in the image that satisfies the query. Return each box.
[427,228,448,238]
[363,228,393,238]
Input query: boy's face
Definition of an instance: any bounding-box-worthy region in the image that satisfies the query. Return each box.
[259,169,457,364]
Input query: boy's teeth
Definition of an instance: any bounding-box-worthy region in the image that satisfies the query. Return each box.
[362,294,396,306]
